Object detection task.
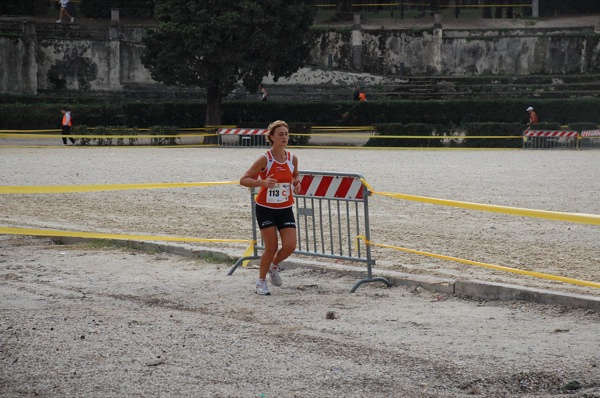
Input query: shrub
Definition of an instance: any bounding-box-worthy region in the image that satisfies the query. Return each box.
[93,126,111,146]
[149,126,180,146]
[462,122,524,148]
[71,125,90,146]
[566,122,599,132]
[528,122,562,131]
[288,123,311,146]
[366,124,443,147]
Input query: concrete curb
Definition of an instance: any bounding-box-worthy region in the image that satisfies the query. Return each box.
[58,237,600,312]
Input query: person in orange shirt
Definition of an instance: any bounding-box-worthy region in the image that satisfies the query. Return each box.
[526,106,538,128]
[240,120,301,295]
[60,108,75,145]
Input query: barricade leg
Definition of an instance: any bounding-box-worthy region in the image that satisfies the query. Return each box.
[228,188,260,276]
[227,255,261,275]
[350,275,393,293]
[350,188,392,292]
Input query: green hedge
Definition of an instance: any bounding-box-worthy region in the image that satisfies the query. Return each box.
[462,122,527,148]
[73,125,141,146]
[366,122,530,148]
[366,124,444,147]
[2,98,600,131]
[566,122,599,132]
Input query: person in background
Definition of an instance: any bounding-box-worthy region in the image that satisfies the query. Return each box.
[239,120,301,296]
[56,0,74,23]
[258,84,268,101]
[526,106,538,128]
[353,86,360,101]
[60,108,75,145]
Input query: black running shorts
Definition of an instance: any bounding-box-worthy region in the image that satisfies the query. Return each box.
[255,204,296,230]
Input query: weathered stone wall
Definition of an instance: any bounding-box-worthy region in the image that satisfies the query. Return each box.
[1,20,599,95]
[0,36,37,94]
[312,27,600,76]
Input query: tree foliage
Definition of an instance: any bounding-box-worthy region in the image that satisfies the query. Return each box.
[141,0,316,126]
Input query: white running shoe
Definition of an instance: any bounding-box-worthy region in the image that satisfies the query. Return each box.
[269,265,283,287]
[255,279,270,295]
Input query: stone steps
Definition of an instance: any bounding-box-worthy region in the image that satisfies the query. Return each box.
[246,75,600,101]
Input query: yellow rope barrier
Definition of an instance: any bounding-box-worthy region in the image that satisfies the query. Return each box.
[372,190,600,226]
[356,236,600,289]
[0,181,239,194]
[0,133,216,139]
[0,226,251,245]
[317,2,533,9]
[241,241,257,267]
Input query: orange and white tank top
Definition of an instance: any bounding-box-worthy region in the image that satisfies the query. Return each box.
[255,150,295,209]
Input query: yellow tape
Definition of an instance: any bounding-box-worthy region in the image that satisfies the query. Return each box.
[312,126,373,130]
[373,191,600,226]
[0,133,215,139]
[0,144,220,149]
[359,178,375,196]
[0,129,59,133]
[0,226,251,245]
[364,135,519,139]
[0,181,238,194]
[356,236,600,289]
[241,240,256,267]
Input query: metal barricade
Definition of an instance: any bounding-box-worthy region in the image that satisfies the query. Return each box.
[522,130,579,150]
[218,128,268,148]
[581,129,600,149]
[228,171,392,292]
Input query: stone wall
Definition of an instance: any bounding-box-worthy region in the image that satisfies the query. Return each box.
[1,19,599,95]
[311,26,600,76]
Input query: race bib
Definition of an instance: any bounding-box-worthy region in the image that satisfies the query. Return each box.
[266,183,290,204]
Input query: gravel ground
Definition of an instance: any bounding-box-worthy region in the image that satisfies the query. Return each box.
[1,146,600,397]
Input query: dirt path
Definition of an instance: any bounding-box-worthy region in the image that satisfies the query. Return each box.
[1,147,600,396]
[1,235,599,397]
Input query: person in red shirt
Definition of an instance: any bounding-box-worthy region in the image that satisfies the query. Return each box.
[60,108,75,145]
[527,106,538,128]
[240,120,301,295]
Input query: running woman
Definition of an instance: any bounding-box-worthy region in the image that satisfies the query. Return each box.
[239,120,301,295]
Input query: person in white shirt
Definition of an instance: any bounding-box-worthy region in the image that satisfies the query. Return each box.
[56,0,75,23]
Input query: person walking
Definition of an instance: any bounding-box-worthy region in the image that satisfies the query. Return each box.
[60,108,75,145]
[526,106,538,128]
[239,120,301,295]
[353,86,360,101]
[258,84,268,101]
[56,0,75,23]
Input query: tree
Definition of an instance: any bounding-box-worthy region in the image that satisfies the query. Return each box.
[141,0,316,132]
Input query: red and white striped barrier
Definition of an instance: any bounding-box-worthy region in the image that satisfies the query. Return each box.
[581,129,600,137]
[523,130,579,138]
[217,128,267,136]
[298,174,365,200]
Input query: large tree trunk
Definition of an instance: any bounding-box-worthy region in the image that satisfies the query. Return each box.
[204,85,222,145]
